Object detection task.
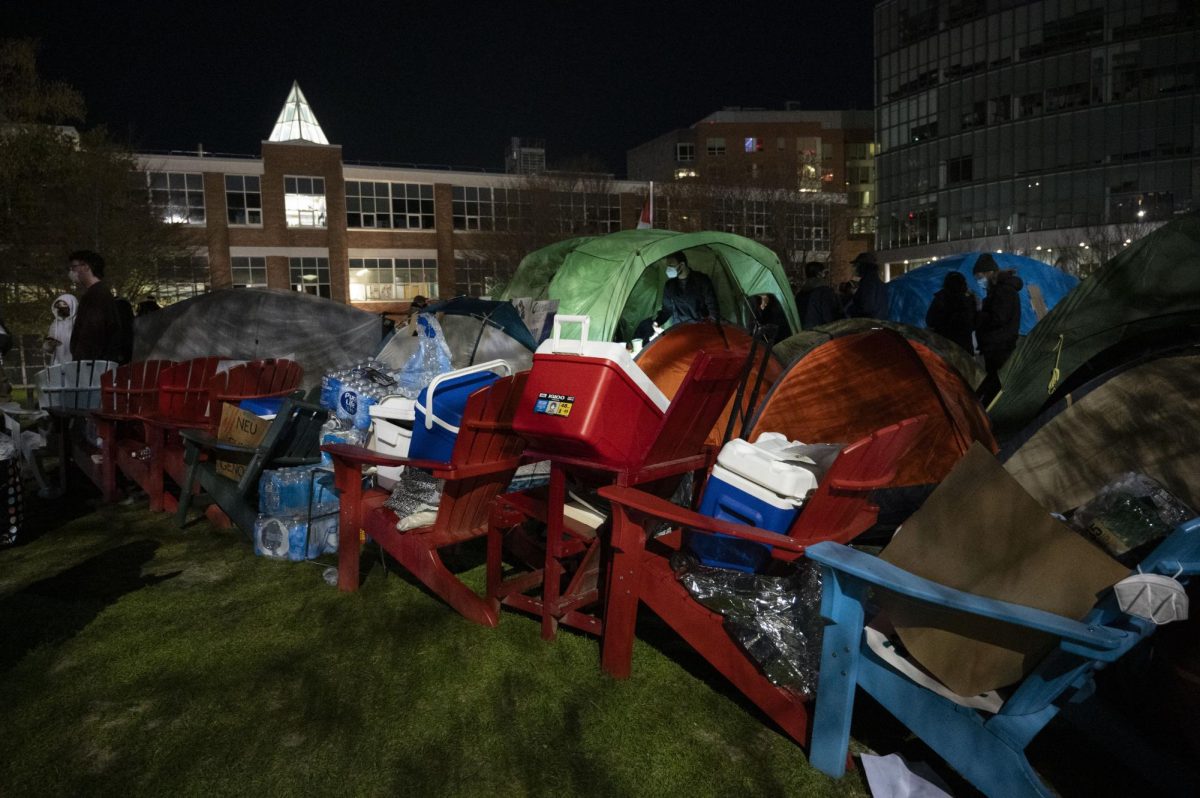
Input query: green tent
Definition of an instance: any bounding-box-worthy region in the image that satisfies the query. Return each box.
[989,213,1200,436]
[499,229,800,342]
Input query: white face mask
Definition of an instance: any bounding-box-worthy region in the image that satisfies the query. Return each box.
[1114,568,1189,625]
[975,276,989,295]
[67,268,80,286]
[665,266,679,279]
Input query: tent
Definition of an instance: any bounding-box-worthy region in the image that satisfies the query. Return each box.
[774,318,983,389]
[376,300,536,375]
[133,288,382,391]
[634,321,785,447]
[1001,348,1200,513]
[747,329,997,487]
[887,251,1078,336]
[499,229,799,342]
[988,214,1200,436]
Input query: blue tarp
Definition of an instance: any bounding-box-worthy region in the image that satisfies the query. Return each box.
[887,252,1079,336]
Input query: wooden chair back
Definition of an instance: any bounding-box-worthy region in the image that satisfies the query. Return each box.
[100,360,176,417]
[157,357,227,423]
[435,371,529,540]
[37,360,119,411]
[640,349,745,468]
[790,416,927,545]
[209,359,303,405]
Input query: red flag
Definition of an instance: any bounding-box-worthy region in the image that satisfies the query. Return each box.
[637,198,652,229]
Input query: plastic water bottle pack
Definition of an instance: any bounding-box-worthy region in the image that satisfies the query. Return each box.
[259,465,339,517]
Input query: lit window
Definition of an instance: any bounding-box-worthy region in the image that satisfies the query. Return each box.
[148,172,205,225]
[675,142,695,162]
[284,176,327,227]
[674,168,698,180]
[153,254,210,301]
[346,181,434,229]
[744,137,763,153]
[289,256,330,298]
[231,256,267,288]
[349,258,438,302]
[706,137,726,157]
[225,175,262,225]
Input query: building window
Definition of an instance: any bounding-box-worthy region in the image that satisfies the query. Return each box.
[947,156,974,185]
[455,256,513,297]
[551,191,622,234]
[148,172,205,225]
[676,142,695,162]
[706,137,726,157]
[345,181,434,229]
[674,168,698,180]
[154,254,210,302]
[230,256,267,288]
[451,186,525,231]
[289,256,330,298]
[225,175,262,225]
[348,258,437,302]
[744,137,763,153]
[284,176,327,227]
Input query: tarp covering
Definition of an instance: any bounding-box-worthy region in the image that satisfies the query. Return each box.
[887,251,1078,336]
[774,318,983,389]
[377,313,534,374]
[133,288,381,390]
[1001,349,1200,512]
[747,329,997,487]
[989,214,1200,436]
[634,322,784,448]
[498,229,799,343]
[424,297,538,352]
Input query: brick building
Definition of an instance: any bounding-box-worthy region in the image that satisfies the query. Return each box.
[139,83,648,313]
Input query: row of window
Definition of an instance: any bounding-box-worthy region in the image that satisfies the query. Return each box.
[230,255,441,302]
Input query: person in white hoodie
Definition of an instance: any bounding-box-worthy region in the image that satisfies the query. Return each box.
[44,293,78,365]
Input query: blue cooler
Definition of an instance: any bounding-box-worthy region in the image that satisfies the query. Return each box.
[410,361,511,462]
[689,435,823,573]
[240,396,285,417]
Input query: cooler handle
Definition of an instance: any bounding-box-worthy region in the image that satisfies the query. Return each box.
[420,359,513,431]
[549,315,591,354]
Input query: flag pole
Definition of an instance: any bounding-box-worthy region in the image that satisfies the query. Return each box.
[649,180,654,227]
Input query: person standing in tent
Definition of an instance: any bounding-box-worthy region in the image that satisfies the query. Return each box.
[974,254,1023,403]
[924,271,977,355]
[847,252,889,320]
[795,261,843,328]
[43,294,78,366]
[66,250,122,362]
[661,253,718,324]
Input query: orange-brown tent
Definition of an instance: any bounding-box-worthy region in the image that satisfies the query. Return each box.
[635,321,784,448]
[747,328,997,487]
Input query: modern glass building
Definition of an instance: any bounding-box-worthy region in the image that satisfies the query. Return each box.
[873,0,1199,271]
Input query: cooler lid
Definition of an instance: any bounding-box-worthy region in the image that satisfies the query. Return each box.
[715,437,822,499]
[370,395,416,421]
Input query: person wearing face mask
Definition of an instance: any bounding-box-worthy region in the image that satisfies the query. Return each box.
[661,252,718,325]
[66,250,122,363]
[973,253,1023,403]
[44,294,79,365]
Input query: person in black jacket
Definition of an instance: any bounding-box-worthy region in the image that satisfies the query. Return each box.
[794,261,842,328]
[925,271,977,355]
[973,254,1023,403]
[661,252,718,324]
[847,252,889,320]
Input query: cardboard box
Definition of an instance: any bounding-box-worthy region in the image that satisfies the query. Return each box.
[215,403,271,481]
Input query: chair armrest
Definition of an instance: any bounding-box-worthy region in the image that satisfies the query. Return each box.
[599,484,807,557]
[178,428,260,456]
[828,473,895,490]
[320,443,447,472]
[805,541,1127,653]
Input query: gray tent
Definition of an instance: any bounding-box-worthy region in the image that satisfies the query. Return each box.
[133,288,382,390]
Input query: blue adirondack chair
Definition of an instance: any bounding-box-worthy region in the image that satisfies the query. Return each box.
[806,516,1200,798]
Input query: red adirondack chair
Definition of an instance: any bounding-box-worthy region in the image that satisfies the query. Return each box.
[487,349,746,640]
[323,372,528,627]
[142,358,302,512]
[595,415,926,751]
[89,360,176,503]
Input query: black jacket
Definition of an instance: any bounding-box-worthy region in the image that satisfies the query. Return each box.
[848,273,889,320]
[925,288,977,354]
[796,278,843,328]
[976,271,1023,355]
[663,270,718,323]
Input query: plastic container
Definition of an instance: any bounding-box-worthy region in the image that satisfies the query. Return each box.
[512,316,668,468]
[688,435,822,573]
[253,513,338,561]
[258,465,338,516]
[240,396,284,417]
[369,395,416,489]
[410,360,511,463]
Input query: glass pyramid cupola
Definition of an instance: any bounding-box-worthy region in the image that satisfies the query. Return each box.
[268,81,329,144]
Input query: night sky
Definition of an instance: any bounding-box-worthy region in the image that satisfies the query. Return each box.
[7,1,877,177]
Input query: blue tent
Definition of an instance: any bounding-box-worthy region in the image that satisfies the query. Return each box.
[887,252,1078,336]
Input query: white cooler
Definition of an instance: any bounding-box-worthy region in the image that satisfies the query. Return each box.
[368,395,416,490]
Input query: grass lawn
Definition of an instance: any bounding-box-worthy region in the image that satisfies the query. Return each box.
[0,494,869,797]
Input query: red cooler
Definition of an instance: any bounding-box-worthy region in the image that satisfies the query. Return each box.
[513,316,669,469]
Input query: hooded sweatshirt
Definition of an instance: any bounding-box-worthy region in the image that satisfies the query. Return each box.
[46,293,78,365]
[976,270,1024,355]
